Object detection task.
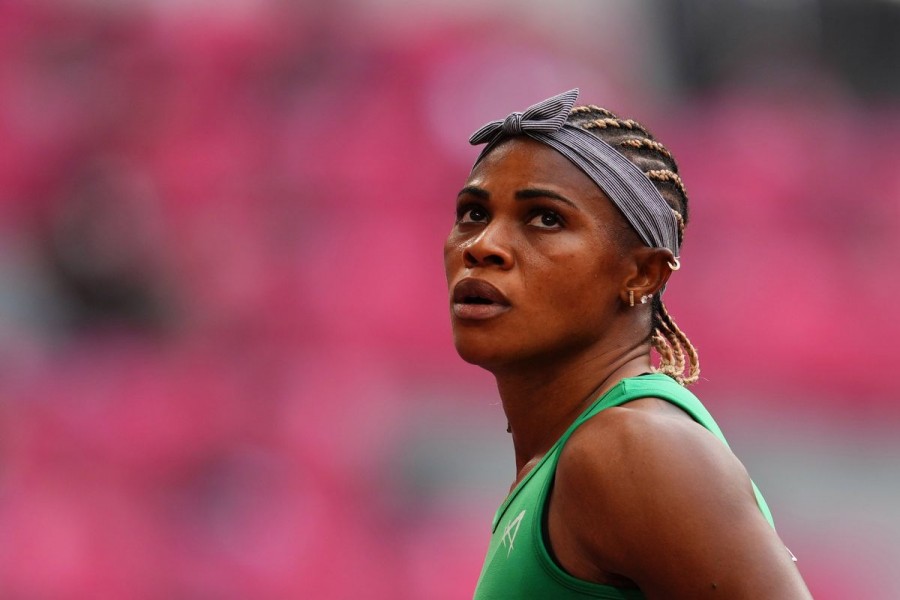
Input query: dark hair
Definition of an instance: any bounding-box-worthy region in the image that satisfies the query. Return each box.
[566,105,699,385]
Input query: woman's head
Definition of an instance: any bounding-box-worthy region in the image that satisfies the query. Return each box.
[445,91,699,385]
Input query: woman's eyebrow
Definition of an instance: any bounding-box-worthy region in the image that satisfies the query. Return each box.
[515,188,576,208]
[457,186,489,200]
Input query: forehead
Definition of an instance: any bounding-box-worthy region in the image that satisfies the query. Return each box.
[466,136,637,246]
[467,137,605,203]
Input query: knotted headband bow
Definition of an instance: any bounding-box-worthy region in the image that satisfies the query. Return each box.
[468,89,680,259]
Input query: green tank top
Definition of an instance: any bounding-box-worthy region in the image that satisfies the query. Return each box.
[472,373,774,599]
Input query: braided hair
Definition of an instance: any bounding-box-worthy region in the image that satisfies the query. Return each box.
[567,106,699,385]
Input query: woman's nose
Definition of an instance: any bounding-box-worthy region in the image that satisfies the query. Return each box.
[462,223,514,269]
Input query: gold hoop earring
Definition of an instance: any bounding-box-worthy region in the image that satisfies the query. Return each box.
[668,257,681,271]
[628,290,635,307]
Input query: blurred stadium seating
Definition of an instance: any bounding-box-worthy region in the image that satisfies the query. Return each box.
[0,1,898,598]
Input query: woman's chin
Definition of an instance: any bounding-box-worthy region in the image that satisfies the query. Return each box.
[452,338,508,370]
[451,334,536,372]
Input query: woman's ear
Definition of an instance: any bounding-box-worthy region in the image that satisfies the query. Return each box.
[623,247,675,299]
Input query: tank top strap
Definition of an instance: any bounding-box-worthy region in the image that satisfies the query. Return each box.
[571,373,729,446]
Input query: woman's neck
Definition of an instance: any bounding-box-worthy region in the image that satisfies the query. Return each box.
[494,342,652,476]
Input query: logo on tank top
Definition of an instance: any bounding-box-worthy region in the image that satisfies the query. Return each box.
[501,510,526,557]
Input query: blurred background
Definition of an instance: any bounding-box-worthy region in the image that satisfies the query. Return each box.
[0,0,898,598]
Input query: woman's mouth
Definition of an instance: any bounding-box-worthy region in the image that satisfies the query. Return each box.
[451,278,511,320]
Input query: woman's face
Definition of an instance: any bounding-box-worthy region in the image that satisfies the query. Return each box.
[444,137,638,370]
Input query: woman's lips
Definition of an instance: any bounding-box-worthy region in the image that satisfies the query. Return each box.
[451,278,511,321]
[453,302,510,320]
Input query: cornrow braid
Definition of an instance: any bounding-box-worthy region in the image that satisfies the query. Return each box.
[671,209,685,243]
[566,104,700,385]
[650,329,676,372]
[570,104,617,118]
[655,309,685,373]
[619,138,673,163]
[651,298,699,385]
[582,118,651,138]
[645,169,688,199]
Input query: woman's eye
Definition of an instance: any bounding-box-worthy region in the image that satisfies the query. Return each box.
[458,206,489,223]
[528,210,563,229]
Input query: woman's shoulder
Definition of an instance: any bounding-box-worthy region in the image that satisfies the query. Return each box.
[548,396,807,597]
[556,394,748,506]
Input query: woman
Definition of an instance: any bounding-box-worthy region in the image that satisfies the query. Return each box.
[444,90,811,599]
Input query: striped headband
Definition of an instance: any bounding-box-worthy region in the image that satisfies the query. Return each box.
[469,88,680,259]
